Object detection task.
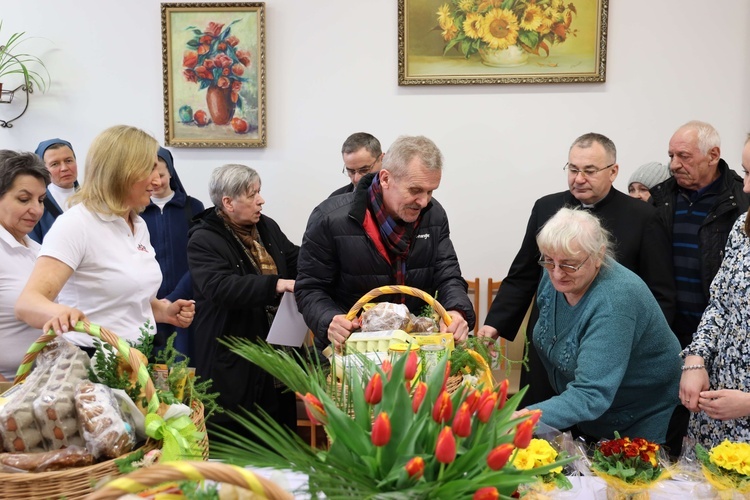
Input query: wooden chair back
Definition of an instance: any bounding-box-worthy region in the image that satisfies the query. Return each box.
[465,277,480,333]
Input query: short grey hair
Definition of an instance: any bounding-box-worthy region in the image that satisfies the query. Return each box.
[536,207,614,263]
[208,164,261,207]
[382,135,443,179]
[570,132,617,164]
[341,132,382,157]
[676,120,721,154]
[0,150,51,198]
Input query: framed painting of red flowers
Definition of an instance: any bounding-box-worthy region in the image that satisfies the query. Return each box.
[162,2,266,147]
[398,0,608,85]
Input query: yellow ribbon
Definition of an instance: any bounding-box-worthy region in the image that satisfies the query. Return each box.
[145,413,204,462]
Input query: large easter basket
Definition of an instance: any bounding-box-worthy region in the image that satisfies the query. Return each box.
[86,461,293,499]
[328,285,463,413]
[0,322,207,500]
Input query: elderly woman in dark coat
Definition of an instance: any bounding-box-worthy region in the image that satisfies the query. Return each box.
[187,164,298,439]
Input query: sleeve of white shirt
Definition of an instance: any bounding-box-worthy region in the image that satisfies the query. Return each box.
[39,208,88,271]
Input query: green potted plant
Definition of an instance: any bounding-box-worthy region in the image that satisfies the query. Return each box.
[0,20,51,97]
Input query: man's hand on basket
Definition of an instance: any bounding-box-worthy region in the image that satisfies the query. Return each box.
[328,314,360,351]
[441,310,469,342]
[44,306,87,335]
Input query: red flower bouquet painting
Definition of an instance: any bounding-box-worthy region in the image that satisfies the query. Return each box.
[162,3,266,147]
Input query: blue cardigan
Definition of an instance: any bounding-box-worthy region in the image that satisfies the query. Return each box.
[528,260,681,443]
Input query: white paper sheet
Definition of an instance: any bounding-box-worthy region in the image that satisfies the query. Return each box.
[266,292,310,347]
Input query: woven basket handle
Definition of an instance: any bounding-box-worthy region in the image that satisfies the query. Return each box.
[13,321,159,415]
[344,285,452,326]
[87,461,293,500]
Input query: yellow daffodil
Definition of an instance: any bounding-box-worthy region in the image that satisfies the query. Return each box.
[463,13,484,39]
[519,5,544,31]
[481,8,519,50]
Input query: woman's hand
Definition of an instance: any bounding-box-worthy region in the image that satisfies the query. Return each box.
[477,325,499,340]
[679,356,708,412]
[698,389,750,420]
[43,307,87,336]
[441,310,469,342]
[276,279,294,294]
[154,298,195,328]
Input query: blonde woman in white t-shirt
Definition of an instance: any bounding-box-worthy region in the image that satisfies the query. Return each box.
[15,125,195,348]
[0,151,50,380]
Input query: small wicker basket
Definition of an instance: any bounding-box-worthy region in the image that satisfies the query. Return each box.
[0,322,207,500]
[86,461,293,499]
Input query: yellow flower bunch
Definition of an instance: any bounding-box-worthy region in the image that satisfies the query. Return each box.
[512,438,563,474]
[436,0,577,58]
[710,440,750,476]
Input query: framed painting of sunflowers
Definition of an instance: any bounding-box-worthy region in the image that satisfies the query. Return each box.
[398,0,608,85]
[161,2,266,147]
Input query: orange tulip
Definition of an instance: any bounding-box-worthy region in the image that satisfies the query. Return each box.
[365,372,383,405]
[412,381,427,413]
[435,426,456,464]
[464,389,482,414]
[452,402,472,438]
[487,443,514,470]
[441,360,452,391]
[381,359,393,380]
[432,390,453,424]
[404,456,425,479]
[496,379,509,410]
[473,486,500,500]
[476,393,498,423]
[372,412,391,447]
[528,409,542,425]
[297,392,327,426]
[514,418,535,449]
[405,351,418,380]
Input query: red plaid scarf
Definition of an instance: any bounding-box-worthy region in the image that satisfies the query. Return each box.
[368,173,421,289]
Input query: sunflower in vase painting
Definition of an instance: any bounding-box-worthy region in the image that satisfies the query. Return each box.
[180,20,253,133]
[436,0,578,67]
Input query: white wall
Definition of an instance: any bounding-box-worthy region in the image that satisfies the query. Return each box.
[2,1,749,322]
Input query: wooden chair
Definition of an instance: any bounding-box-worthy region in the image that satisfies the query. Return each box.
[465,277,480,333]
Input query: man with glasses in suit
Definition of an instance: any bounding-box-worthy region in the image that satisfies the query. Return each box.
[329,132,383,197]
[479,132,675,408]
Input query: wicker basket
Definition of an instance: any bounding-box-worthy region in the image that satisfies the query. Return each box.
[86,461,293,499]
[0,321,207,500]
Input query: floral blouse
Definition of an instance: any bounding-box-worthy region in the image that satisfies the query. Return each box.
[683,214,750,448]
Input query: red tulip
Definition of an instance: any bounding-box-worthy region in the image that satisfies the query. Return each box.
[441,361,452,391]
[528,409,542,425]
[464,389,482,414]
[452,402,472,438]
[364,372,383,405]
[381,360,392,380]
[182,51,198,68]
[435,426,456,464]
[297,392,327,426]
[231,63,245,76]
[476,393,498,423]
[236,49,252,66]
[487,443,514,470]
[496,379,509,410]
[473,487,500,500]
[514,418,535,449]
[205,22,224,37]
[404,456,425,479]
[405,351,418,380]
[372,412,391,447]
[412,381,427,413]
[226,35,240,47]
[432,390,453,424]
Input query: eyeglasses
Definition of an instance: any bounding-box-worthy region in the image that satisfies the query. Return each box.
[342,158,379,178]
[537,254,590,273]
[564,163,615,177]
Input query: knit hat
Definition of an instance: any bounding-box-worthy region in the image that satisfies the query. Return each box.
[35,138,75,160]
[628,162,671,189]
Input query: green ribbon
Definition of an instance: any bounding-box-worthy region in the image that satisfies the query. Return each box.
[145,413,204,462]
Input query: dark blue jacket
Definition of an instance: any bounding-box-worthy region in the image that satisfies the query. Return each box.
[141,148,204,302]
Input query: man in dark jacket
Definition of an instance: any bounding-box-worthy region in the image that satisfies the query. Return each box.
[329,132,383,197]
[297,135,474,350]
[651,120,750,348]
[478,132,675,407]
